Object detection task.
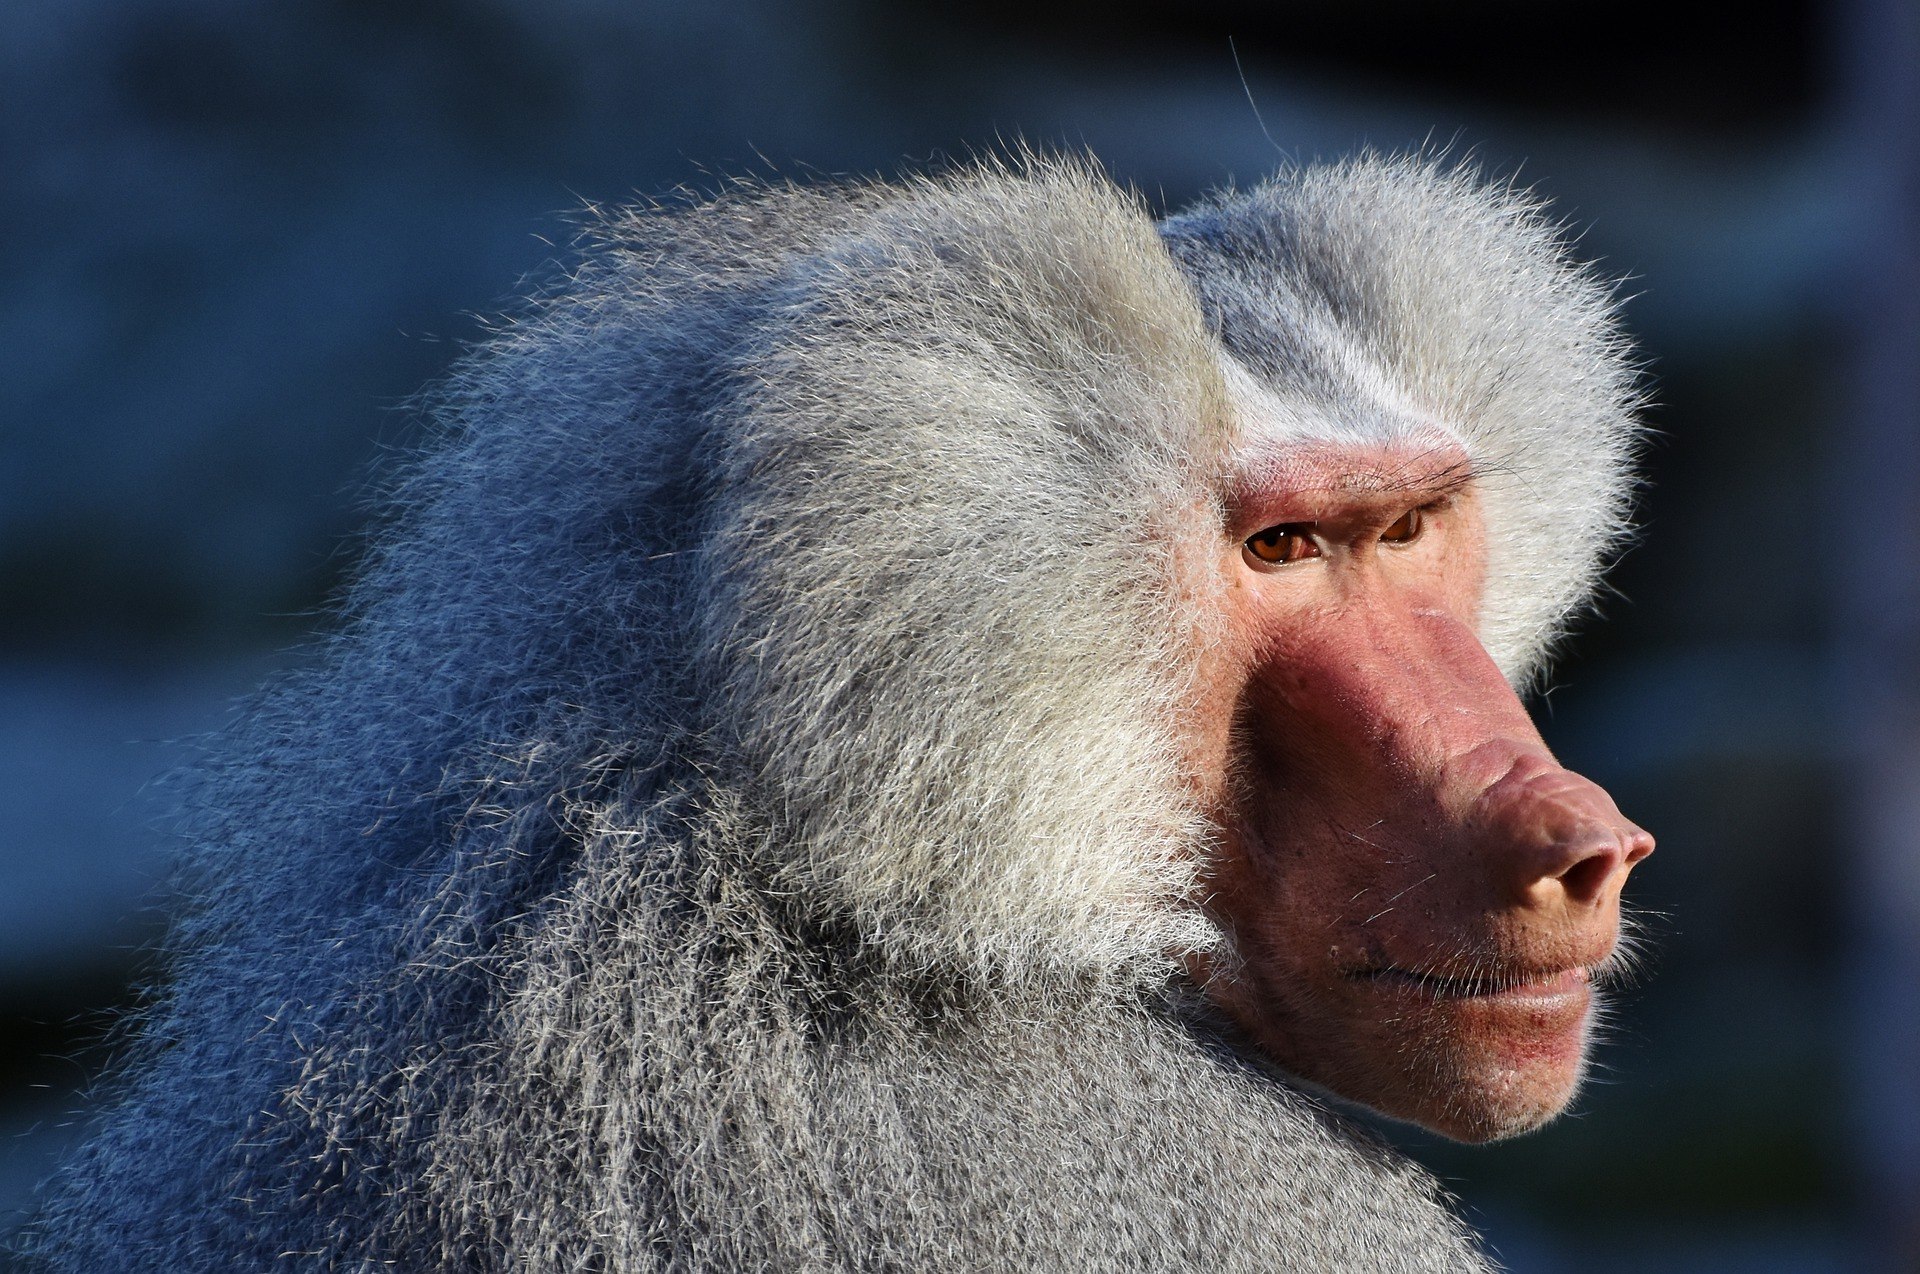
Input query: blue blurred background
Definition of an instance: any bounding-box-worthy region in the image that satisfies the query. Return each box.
[2,1,1915,1268]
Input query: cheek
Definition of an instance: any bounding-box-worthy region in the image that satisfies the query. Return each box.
[1171,560,1261,810]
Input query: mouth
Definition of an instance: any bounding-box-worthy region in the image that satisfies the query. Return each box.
[1354,964,1591,1003]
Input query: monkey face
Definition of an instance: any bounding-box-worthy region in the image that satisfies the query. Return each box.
[1185,438,1653,1143]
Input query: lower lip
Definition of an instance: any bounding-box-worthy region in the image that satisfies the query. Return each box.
[1359,967,1594,1065]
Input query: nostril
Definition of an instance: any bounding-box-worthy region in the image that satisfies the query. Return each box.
[1557,841,1622,905]
[1555,822,1652,905]
[1469,758,1651,907]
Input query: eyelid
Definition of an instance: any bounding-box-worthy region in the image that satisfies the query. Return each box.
[1386,494,1453,533]
[1233,491,1455,534]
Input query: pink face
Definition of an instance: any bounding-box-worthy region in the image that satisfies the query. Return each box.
[1185,439,1653,1142]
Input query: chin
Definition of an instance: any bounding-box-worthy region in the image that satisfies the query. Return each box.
[1386,1052,1591,1144]
[1352,979,1598,1143]
[1242,964,1602,1144]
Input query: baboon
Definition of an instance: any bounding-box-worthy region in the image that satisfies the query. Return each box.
[21,154,1649,1270]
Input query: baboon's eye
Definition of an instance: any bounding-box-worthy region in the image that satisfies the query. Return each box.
[1245,523,1320,566]
[1381,508,1424,545]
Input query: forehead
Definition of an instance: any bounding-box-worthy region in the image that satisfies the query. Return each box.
[1219,347,1458,452]
[1218,351,1473,507]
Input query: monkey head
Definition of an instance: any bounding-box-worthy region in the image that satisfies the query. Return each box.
[1150,169,1653,1142]
[702,158,1649,1145]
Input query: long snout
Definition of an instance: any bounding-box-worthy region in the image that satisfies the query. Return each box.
[1258,597,1653,915]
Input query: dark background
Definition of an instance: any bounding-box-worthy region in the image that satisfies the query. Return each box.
[3,2,1915,1269]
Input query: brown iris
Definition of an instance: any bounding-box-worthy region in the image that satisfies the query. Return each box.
[1381,508,1423,544]
[1245,523,1319,565]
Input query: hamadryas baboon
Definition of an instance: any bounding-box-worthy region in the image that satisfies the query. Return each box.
[21,154,1648,1271]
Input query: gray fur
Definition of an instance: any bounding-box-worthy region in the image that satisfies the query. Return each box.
[21,154,1639,1270]
[1162,159,1641,682]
